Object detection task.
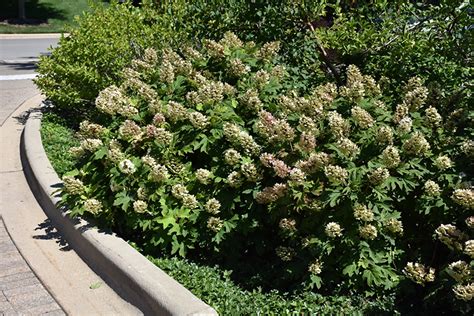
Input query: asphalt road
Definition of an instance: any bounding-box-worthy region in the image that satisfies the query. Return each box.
[0,36,59,125]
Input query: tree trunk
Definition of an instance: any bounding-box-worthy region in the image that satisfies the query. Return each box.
[18,0,26,20]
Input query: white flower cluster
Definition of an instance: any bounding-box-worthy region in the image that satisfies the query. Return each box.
[327,111,350,139]
[466,216,474,229]
[376,125,394,144]
[256,111,295,143]
[196,168,212,184]
[402,77,429,111]
[62,176,84,195]
[137,187,147,200]
[446,261,471,282]
[165,101,188,123]
[311,83,338,108]
[402,132,430,156]
[119,120,143,142]
[337,137,360,158]
[325,165,349,184]
[403,262,435,285]
[204,198,221,215]
[340,65,380,101]
[78,121,105,139]
[241,162,261,182]
[382,146,401,168]
[453,283,474,301]
[460,140,474,157]
[226,171,243,188]
[259,153,293,178]
[107,139,124,163]
[118,159,136,174]
[254,70,271,89]
[123,74,158,103]
[188,112,210,130]
[435,224,468,251]
[240,89,262,112]
[397,117,412,134]
[279,218,297,232]
[384,218,404,235]
[258,41,280,61]
[191,80,230,105]
[275,246,295,262]
[424,180,441,197]
[146,125,170,143]
[295,152,330,174]
[298,132,317,153]
[142,155,169,182]
[353,204,374,222]
[224,149,242,166]
[325,222,343,238]
[80,138,103,152]
[452,189,474,209]
[351,106,374,129]
[359,224,378,240]
[223,123,261,155]
[83,198,102,215]
[220,31,243,48]
[207,217,224,232]
[368,167,390,186]
[171,184,198,209]
[434,155,453,170]
[95,85,128,115]
[308,260,323,275]
[425,106,442,126]
[133,200,148,214]
[255,183,287,204]
[393,104,409,124]
[465,240,474,258]
[182,46,202,61]
[229,58,250,77]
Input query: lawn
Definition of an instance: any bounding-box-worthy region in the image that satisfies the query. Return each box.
[0,0,99,33]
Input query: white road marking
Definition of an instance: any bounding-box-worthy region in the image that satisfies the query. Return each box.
[0,59,40,64]
[0,73,37,81]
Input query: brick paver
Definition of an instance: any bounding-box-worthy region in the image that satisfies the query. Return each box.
[0,218,65,315]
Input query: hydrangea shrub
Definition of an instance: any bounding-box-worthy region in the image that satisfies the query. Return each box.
[61,33,473,302]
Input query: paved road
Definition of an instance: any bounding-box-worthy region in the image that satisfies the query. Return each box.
[0,36,59,125]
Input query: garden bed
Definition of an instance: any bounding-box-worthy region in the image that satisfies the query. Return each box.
[39,109,396,315]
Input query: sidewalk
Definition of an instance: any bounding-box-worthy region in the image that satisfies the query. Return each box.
[0,217,64,315]
[0,95,141,315]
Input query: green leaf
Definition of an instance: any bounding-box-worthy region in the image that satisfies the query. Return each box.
[89,281,102,289]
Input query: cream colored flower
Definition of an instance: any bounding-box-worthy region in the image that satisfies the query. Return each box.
[325,222,343,238]
[403,262,435,285]
[84,199,102,215]
[452,189,474,209]
[118,159,136,174]
[359,224,378,240]
[424,180,441,197]
[133,200,148,214]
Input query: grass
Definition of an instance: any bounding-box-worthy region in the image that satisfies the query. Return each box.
[0,0,100,33]
[40,111,79,176]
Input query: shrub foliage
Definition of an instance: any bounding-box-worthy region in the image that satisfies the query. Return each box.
[60,34,473,312]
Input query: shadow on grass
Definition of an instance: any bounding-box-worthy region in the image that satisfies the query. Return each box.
[0,0,66,25]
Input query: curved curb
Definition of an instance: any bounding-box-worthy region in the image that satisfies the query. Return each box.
[21,107,218,316]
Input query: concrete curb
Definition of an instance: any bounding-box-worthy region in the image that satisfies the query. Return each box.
[22,108,218,316]
[0,33,68,39]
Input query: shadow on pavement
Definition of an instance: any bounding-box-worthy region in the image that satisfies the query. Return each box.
[34,218,72,252]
